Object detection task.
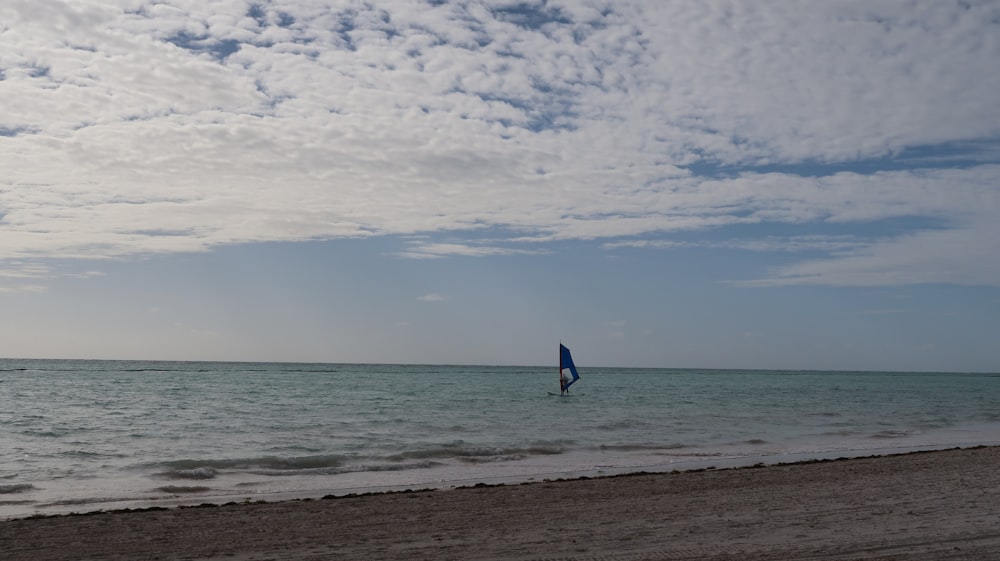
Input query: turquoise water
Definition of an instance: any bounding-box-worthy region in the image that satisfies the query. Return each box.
[2,359,999,518]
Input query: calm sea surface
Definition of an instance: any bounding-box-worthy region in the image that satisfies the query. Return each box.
[2,359,999,518]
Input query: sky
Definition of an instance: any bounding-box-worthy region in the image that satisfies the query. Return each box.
[1,0,999,371]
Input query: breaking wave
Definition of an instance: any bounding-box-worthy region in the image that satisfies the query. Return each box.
[249,460,438,476]
[154,485,212,493]
[152,453,440,479]
[870,429,921,439]
[150,444,566,480]
[158,467,219,480]
[153,454,350,478]
[596,443,687,452]
[0,483,35,494]
[388,443,564,463]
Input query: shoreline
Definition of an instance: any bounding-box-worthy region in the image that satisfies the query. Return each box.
[5,440,996,521]
[3,445,1000,560]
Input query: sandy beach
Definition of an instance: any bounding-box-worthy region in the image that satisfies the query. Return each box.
[3,446,999,561]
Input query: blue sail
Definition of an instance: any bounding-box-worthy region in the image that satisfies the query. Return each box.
[559,343,580,393]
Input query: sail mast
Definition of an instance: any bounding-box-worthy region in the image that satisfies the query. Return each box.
[559,342,565,394]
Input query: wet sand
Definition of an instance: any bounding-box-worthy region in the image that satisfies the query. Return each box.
[3,446,999,560]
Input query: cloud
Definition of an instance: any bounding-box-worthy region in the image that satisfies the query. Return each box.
[0,262,51,278]
[633,1,1000,165]
[418,293,447,302]
[0,284,47,294]
[604,235,866,253]
[0,261,101,293]
[606,319,627,339]
[738,218,1000,287]
[0,1,998,286]
[606,166,1000,286]
[0,261,49,293]
[399,240,545,259]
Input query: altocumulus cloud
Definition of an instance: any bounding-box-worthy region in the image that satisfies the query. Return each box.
[1,0,998,286]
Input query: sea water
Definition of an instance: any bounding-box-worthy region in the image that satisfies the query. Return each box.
[2,359,999,518]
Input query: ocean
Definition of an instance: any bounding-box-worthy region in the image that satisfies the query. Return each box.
[2,359,999,519]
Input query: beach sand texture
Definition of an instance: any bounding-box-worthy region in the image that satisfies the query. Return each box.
[3,446,999,560]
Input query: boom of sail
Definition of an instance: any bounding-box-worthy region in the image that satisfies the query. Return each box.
[559,343,581,394]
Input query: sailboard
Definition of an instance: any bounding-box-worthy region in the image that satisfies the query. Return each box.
[558,343,581,395]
